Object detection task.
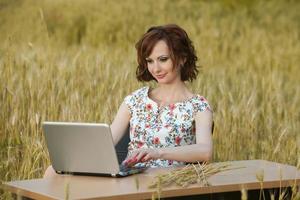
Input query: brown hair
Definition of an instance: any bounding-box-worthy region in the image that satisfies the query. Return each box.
[135,24,199,82]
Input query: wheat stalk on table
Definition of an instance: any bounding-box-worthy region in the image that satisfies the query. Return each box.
[148,162,238,189]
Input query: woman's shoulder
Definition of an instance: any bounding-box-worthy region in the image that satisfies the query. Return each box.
[129,86,149,97]
[126,86,149,98]
[190,94,212,112]
[124,86,149,104]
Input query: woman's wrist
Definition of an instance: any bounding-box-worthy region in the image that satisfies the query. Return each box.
[157,148,164,159]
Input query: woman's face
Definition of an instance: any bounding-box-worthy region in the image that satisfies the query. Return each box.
[146,40,181,84]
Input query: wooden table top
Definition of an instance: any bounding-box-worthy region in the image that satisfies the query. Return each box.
[3,160,300,200]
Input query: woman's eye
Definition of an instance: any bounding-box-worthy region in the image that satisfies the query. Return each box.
[159,57,168,62]
[146,60,153,64]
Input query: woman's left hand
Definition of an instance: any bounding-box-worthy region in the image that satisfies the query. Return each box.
[123,148,161,166]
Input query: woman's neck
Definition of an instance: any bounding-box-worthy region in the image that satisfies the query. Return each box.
[150,81,193,106]
[157,81,187,95]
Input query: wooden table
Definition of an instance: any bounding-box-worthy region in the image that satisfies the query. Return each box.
[3,160,300,200]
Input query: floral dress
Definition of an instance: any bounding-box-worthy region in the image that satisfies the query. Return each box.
[124,86,211,168]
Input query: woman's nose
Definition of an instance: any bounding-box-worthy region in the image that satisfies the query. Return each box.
[153,61,161,73]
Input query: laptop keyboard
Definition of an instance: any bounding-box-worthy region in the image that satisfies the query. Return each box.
[119,164,131,172]
[119,163,147,173]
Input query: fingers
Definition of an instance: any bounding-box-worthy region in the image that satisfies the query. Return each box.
[141,154,151,162]
[123,149,151,166]
[123,148,160,166]
[135,149,155,163]
[123,154,137,166]
[136,151,147,162]
[123,151,141,166]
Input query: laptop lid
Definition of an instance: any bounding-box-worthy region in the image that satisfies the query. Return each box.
[42,122,120,175]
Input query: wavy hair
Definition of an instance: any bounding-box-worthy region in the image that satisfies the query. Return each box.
[135,24,199,82]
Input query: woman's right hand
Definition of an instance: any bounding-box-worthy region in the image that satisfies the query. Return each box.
[123,148,161,166]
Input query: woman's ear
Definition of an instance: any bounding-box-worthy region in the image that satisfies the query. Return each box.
[180,57,187,67]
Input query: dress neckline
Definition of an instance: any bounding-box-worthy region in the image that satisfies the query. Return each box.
[145,86,199,109]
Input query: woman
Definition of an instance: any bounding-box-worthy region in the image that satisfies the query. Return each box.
[44,24,213,177]
[111,24,213,168]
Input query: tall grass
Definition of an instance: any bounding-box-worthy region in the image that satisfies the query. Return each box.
[0,0,299,199]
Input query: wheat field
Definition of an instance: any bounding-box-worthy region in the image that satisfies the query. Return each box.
[0,0,299,199]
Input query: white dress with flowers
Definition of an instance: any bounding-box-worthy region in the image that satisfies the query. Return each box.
[124,86,211,167]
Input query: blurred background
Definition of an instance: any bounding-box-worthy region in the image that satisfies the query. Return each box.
[0,0,299,198]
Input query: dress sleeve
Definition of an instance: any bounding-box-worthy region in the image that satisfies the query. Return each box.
[194,96,212,113]
[124,93,135,115]
[123,87,147,116]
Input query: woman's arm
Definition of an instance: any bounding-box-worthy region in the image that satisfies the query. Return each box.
[160,109,213,162]
[110,102,131,145]
[124,109,213,165]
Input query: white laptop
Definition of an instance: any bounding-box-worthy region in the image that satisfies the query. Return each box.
[42,121,146,177]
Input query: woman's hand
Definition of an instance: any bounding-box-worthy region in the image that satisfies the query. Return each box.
[123,148,161,166]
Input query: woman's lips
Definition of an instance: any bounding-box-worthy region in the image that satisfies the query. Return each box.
[156,73,167,79]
